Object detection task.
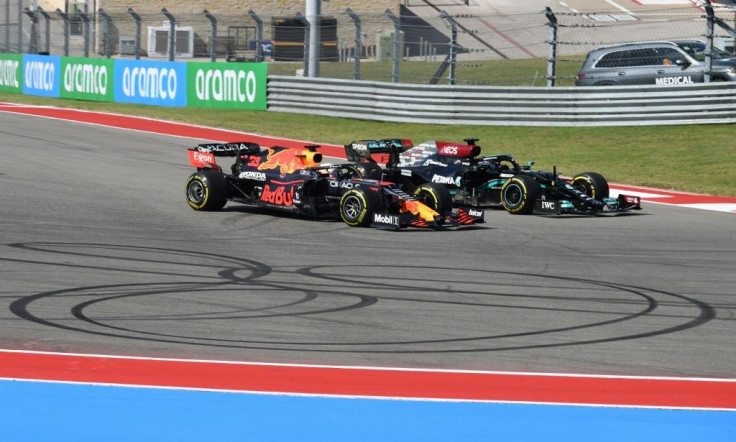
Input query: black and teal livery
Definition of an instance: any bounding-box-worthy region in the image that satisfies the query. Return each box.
[345,138,642,215]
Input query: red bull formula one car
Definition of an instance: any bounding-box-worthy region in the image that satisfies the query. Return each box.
[185,142,484,230]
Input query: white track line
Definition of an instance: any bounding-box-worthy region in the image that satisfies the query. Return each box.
[606,0,635,14]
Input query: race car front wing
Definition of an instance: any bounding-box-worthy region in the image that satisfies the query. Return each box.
[534,194,642,215]
[372,208,485,230]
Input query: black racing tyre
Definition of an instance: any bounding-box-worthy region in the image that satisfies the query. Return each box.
[501,175,540,215]
[352,163,384,180]
[186,170,228,211]
[414,182,453,216]
[339,188,381,227]
[571,172,609,201]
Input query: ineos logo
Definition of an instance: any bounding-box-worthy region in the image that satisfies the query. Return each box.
[440,145,459,155]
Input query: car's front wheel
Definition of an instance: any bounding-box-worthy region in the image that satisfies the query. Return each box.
[571,172,609,200]
[339,188,380,227]
[414,182,453,216]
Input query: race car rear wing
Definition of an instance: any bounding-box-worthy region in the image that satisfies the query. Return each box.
[345,139,412,157]
[188,142,324,171]
[346,138,482,166]
[192,141,261,156]
[344,139,412,165]
[188,141,262,171]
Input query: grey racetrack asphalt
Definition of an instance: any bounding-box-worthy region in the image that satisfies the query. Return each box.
[1,112,734,378]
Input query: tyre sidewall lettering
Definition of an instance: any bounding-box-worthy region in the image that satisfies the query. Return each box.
[417,186,439,210]
[187,175,209,209]
[341,190,368,226]
[504,179,527,213]
[355,192,368,223]
[573,176,594,199]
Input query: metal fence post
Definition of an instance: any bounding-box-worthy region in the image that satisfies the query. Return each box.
[98,8,112,58]
[704,0,736,82]
[385,9,401,83]
[440,10,457,85]
[77,10,90,57]
[4,0,9,52]
[22,7,38,54]
[704,1,714,83]
[713,8,736,39]
[544,7,558,87]
[17,0,22,53]
[296,12,310,77]
[162,8,176,62]
[37,7,50,54]
[203,9,217,62]
[345,8,361,80]
[248,10,264,62]
[306,0,320,77]
[55,9,69,56]
[127,8,141,60]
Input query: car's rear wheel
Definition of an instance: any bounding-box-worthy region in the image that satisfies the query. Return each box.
[414,182,453,216]
[571,172,609,200]
[186,170,228,211]
[339,188,380,227]
[501,175,540,215]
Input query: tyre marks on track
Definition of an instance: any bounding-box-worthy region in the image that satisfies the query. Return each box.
[5,242,717,353]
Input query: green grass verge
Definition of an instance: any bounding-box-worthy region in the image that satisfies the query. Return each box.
[267,58,580,86]
[1,91,733,197]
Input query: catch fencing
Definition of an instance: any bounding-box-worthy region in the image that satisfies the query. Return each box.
[2,1,736,85]
[2,1,736,126]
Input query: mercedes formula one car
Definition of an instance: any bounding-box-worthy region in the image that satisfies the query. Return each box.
[185,141,484,229]
[344,138,642,216]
